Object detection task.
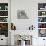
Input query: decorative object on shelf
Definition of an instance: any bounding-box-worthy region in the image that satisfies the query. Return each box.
[29,25,35,30]
[38,23,46,28]
[19,35,29,40]
[11,23,16,30]
[0,17,8,22]
[38,17,43,22]
[17,10,29,19]
[38,11,46,16]
[42,12,45,15]
[39,29,46,37]
[0,11,8,16]
[15,35,32,46]
[38,17,46,22]
[0,23,8,37]
[0,23,8,30]
[38,3,46,10]
[0,3,8,10]
[5,6,8,10]
[40,8,45,10]
[0,6,1,10]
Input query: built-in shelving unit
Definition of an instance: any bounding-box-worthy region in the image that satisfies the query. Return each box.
[0,3,8,37]
[38,3,46,37]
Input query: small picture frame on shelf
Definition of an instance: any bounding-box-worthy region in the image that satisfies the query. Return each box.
[0,3,8,10]
[38,3,46,10]
[38,17,46,22]
[38,11,46,16]
[38,29,46,37]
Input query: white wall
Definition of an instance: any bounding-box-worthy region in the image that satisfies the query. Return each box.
[11,0,46,46]
[11,0,38,31]
[11,0,38,46]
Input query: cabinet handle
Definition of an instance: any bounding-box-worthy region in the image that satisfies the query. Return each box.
[1,39,3,40]
[43,39,45,40]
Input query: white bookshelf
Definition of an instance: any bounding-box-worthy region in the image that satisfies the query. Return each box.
[38,3,46,37]
[0,2,9,45]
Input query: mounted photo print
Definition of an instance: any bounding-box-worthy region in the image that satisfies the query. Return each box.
[17,10,29,19]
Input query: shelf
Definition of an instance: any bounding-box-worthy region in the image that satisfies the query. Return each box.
[0,16,8,17]
[38,16,46,17]
[0,22,8,23]
[38,28,46,29]
[0,10,8,11]
[38,3,46,37]
[38,10,46,11]
[38,22,46,23]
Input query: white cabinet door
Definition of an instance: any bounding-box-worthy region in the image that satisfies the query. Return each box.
[38,37,46,46]
[0,36,8,45]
